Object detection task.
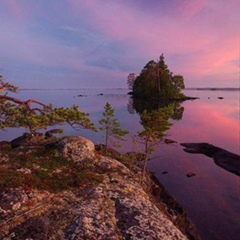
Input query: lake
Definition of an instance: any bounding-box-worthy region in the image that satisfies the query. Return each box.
[1,88,239,240]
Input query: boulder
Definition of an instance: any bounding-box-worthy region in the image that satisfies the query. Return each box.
[10,133,45,148]
[45,128,61,138]
[57,136,95,163]
[186,172,196,178]
[164,138,177,144]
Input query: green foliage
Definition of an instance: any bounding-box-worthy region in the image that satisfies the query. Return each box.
[172,75,185,91]
[135,107,172,176]
[137,108,172,156]
[99,102,129,152]
[0,75,96,133]
[0,75,18,92]
[132,54,186,99]
[0,148,103,192]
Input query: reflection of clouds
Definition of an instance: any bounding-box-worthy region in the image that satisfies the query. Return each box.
[181,142,240,176]
[150,142,239,240]
[1,87,238,240]
[176,100,239,154]
[2,89,239,156]
[229,109,240,120]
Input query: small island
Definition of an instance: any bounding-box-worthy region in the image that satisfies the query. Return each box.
[128,54,196,101]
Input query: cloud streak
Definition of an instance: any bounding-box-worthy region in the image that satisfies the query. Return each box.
[0,0,239,88]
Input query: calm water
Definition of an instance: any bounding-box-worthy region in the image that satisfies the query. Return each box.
[1,88,239,240]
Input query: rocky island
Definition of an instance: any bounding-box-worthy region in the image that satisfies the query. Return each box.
[0,136,200,239]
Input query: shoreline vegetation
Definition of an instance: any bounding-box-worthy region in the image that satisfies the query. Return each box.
[0,70,201,238]
[0,135,200,239]
[1,59,238,238]
[128,91,199,101]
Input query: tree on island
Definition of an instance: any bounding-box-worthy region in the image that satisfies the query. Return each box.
[132,54,185,99]
[0,75,96,134]
[99,102,129,153]
[127,73,136,90]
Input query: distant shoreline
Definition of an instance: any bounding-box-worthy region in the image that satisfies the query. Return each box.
[18,88,129,91]
[185,87,240,91]
[18,87,240,91]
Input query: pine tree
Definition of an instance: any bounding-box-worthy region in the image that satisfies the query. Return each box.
[136,108,172,176]
[99,102,128,153]
[0,75,96,133]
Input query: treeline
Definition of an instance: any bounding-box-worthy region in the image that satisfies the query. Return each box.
[128,54,186,99]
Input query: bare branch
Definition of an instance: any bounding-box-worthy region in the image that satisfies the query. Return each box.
[0,95,23,104]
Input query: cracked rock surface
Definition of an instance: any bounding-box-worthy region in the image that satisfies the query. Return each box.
[66,155,187,240]
[1,136,199,239]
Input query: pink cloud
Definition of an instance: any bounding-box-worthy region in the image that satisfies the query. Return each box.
[69,0,238,85]
[181,0,207,21]
[0,0,238,88]
[1,0,24,20]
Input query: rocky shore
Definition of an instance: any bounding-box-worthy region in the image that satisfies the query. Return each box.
[0,136,200,239]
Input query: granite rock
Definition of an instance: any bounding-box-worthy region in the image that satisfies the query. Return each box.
[1,136,200,239]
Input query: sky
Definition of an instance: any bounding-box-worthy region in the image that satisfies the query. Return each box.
[0,0,239,89]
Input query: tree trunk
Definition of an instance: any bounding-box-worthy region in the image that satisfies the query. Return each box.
[105,127,109,155]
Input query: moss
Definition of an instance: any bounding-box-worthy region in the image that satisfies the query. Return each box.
[9,148,72,170]
[0,146,103,193]
[0,169,26,188]
[96,147,133,169]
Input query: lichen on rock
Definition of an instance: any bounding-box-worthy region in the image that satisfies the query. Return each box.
[66,155,187,239]
[56,136,95,163]
[0,136,200,239]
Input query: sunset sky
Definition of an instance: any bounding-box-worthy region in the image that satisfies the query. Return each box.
[0,0,239,89]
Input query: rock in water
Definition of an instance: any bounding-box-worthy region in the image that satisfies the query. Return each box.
[186,172,196,178]
[181,142,240,176]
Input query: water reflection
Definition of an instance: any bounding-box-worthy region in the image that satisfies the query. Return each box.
[127,97,185,164]
[129,97,184,121]
[0,89,239,240]
[181,142,240,176]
